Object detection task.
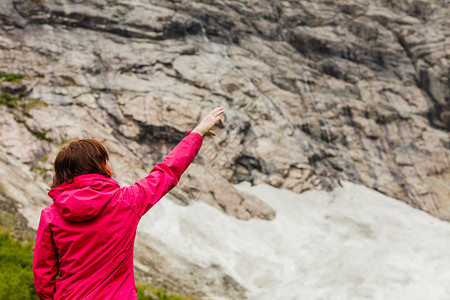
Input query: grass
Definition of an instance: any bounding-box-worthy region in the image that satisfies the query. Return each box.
[0,72,24,82]
[15,115,53,142]
[20,98,48,117]
[0,230,197,300]
[21,98,48,108]
[60,75,78,87]
[0,231,38,300]
[0,93,47,111]
[0,213,18,230]
[5,97,53,142]
[136,283,197,300]
[0,92,18,108]
[29,130,53,142]
[32,167,52,176]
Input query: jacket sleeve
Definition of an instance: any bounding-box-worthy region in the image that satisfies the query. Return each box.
[33,210,58,300]
[122,131,203,217]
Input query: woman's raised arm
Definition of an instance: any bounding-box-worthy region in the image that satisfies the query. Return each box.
[121,106,224,217]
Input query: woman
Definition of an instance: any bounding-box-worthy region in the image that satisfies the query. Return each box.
[33,107,225,299]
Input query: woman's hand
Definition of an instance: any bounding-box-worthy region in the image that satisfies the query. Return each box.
[192,106,224,136]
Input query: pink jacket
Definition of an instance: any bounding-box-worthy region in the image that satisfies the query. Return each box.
[33,132,202,299]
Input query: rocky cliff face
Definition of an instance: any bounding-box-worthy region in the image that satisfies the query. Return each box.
[0,0,449,297]
[1,0,448,219]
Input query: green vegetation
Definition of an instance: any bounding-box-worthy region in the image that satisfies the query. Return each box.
[136,283,196,300]
[0,94,45,110]
[0,73,52,142]
[21,98,48,117]
[0,230,196,300]
[60,75,77,87]
[21,98,48,108]
[31,153,53,175]
[0,72,24,82]
[0,72,27,108]
[14,114,53,142]
[29,129,53,142]
[0,232,38,300]
[168,32,183,40]
[0,213,18,230]
[31,164,52,176]
[6,97,53,142]
[0,92,18,108]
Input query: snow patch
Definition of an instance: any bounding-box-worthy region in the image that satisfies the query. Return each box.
[137,181,450,299]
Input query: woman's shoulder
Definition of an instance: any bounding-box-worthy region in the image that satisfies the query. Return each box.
[39,203,59,223]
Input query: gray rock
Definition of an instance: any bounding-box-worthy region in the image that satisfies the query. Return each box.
[1,0,449,297]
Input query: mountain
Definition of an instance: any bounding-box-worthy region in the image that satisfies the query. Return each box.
[0,0,449,298]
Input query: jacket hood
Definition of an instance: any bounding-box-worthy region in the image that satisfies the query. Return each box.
[48,174,120,222]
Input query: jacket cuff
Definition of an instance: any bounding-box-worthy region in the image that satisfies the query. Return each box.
[186,130,203,139]
[185,130,203,155]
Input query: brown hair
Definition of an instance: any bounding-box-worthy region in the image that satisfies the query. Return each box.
[51,139,112,189]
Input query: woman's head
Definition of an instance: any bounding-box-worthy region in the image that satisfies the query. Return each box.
[51,139,112,189]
